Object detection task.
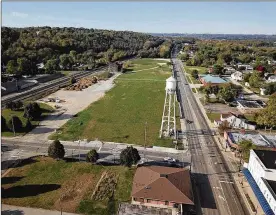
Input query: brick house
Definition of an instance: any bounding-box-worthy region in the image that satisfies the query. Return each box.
[131,166,194,210]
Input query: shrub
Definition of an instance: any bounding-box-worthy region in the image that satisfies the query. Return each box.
[86,149,99,163]
[191,69,199,79]
[7,116,23,132]
[120,146,140,167]
[25,119,33,131]
[48,140,65,159]
[23,102,42,120]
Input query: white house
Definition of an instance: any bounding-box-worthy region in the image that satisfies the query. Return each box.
[244,150,276,215]
[231,71,243,81]
[214,112,256,130]
[267,75,276,83]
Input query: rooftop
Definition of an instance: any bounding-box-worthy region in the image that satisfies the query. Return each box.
[131,166,194,205]
[266,180,276,199]
[237,100,263,109]
[228,132,276,148]
[254,150,276,170]
[200,75,227,84]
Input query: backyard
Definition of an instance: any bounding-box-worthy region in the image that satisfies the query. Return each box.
[1,102,54,137]
[2,156,135,215]
[184,66,207,84]
[50,58,181,147]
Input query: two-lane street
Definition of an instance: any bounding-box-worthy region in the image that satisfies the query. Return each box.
[172,50,247,215]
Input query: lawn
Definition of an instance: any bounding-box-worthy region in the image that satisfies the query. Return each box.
[1,102,54,137]
[184,66,208,74]
[206,113,221,122]
[2,156,135,215]
[50,58,180,147]
[184,66,206,84]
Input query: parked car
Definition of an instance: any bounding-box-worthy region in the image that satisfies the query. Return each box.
[163,157,176,162]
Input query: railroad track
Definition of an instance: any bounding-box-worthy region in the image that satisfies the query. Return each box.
[1,65,110,107]
[1,57,135,108]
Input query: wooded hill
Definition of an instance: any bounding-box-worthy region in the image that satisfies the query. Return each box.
[1,26,194,76]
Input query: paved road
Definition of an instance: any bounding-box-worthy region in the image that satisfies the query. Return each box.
[1,139,191,174]
[172,51,247,215]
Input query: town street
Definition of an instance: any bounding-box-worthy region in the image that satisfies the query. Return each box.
[173,51,247,215]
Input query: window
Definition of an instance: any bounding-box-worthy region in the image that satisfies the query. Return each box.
[133,198,137,201]
[165,201,169,205]
[147,199,151,203]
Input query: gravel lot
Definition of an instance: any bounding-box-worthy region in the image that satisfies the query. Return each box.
[9,73,120,142]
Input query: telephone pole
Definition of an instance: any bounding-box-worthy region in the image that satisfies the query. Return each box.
[144,122,147,149]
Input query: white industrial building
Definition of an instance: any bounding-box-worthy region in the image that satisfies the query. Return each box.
[243,150,276,215]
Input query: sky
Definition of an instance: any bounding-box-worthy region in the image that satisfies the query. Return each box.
[2,2,276,34]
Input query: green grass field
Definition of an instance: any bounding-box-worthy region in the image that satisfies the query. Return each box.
[50,59,180,147]
[184,66,208,74]
[206,113,221,122]
[1,102,54,137]
[2,156,134,215]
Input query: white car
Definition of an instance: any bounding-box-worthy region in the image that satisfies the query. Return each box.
[163,157,176,162]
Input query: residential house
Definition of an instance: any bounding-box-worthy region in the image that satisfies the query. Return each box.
[224,67,236,75]
[214,112,256,130]
[131,166,194,211]
[267,75,276,83]
[237,99,265,114]
[238,64,253,71]
[231,71,243,81]
[243,150,276,215]
[199,75,227,86]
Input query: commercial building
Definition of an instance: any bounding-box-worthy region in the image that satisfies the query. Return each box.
[243,150,276,215]
[224,131,276,150]
[131,166,194,212]
[199,75,227,86]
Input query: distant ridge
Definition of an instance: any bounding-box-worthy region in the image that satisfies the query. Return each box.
[150,33,276,41]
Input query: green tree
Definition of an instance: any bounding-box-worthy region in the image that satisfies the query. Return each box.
[120,146,141,167]
[86,149,99,163]
[191,70,199,79]
[17,57,31,75]
[45,59,59,73]
[243,73,251,83]
[48,140,65,159]
[7,116,23,132]
[23,102,42,120]
[239,139,256,162]
[60,54,73,70]
[249,71,262,88]
[217,85,235,102]
[212,64,224,75]
[6,60,17,75]
[70,76,77,85]
[178,53,189,61]
[256,94,276,129]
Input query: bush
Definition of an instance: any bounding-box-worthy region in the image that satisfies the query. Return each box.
[86,149,99,163]
[120,146,140,167]
[191,69,199,79]
[1,116,7,131]
[48,140,65,159]
[6,101,23,111]
[7,116,23,132]
[23,102,42,120]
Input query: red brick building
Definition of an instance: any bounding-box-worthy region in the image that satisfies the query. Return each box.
[131,166,194,209]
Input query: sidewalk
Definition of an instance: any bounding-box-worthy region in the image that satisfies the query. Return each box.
[1,204,80,215]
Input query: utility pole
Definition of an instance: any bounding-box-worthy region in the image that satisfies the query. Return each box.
[144,122,147,149]
[78,140,81,162]
[11,115,16,136]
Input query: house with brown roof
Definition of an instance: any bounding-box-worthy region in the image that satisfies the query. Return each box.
[131,166,194,211]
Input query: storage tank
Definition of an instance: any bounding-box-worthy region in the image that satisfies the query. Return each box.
[165,76,176,93]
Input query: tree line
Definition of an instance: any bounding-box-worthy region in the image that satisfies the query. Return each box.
[2,26,193,77]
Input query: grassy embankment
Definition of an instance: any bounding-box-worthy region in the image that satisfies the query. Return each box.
[50,58,181,148]
[1,102,54,137]
[2,156,134,215]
